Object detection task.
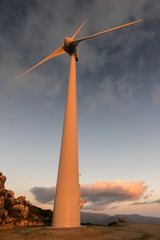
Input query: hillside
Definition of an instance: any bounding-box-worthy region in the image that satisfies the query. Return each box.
[81,212,160,226]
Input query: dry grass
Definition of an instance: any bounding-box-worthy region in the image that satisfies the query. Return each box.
[0,223,160,240]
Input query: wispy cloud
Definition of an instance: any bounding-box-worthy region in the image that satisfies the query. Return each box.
[85,74,141,111]
[1,0,160,110]
[131,199,160,206]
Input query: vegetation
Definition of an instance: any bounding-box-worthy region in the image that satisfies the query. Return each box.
[0,223,160,240]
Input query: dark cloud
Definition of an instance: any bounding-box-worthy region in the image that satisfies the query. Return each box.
[30,186,56,204]
[30,179,147,210]
[1,0,160,113]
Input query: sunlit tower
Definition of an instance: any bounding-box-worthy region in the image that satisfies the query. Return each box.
[11,18,143,228]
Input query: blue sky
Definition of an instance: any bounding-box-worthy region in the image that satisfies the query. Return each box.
[1,0,160,217]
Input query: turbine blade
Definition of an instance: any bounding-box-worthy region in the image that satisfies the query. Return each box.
[72,18,88,39]
[71,19,144,46]
[10,46,66,83]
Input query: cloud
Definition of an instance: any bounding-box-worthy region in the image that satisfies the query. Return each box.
[131,199,160,206]
[85,74,141,110]
[154,199,160,204]
[82,179,147,210]
[1,0,160,115]
[30,179,147,210]
[85,77,117,110]
[30,186,56,204]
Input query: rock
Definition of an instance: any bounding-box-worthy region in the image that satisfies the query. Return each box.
[26,200,33,206]
[15,196,26,204]
[0,210,9,225]
[0,196,4,212]
[4,195,15,209]
[7,190,14,197]
[16,220,29,227]
[0,172,53,229]
[13,204,25,212]
[12,204,29,219]
[0,173,6,193]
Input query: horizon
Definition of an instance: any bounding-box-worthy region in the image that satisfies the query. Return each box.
[1,0,160,218]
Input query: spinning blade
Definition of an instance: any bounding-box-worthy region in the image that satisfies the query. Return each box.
[10,46,66,83]
[71,19,144,47]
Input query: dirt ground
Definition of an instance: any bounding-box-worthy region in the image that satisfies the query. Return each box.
[0,223,160,240]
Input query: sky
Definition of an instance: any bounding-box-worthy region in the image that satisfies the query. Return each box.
[1,0,160,218]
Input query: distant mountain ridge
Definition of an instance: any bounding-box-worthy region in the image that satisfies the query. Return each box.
[80,212,160,226]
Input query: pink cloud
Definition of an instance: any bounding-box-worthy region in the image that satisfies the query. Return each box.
[81,179,147,210]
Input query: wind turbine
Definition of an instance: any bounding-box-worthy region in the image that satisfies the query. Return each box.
[11,18,143,228]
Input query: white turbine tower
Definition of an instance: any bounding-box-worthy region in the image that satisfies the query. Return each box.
[11,18,143,228]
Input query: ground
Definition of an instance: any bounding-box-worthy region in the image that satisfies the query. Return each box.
[0,223,160,240]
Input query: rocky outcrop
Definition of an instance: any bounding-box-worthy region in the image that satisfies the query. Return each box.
[0,172,52,228]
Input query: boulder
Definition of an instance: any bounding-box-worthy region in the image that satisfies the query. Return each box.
[0,172,6,193]
[15,196,26,205]
[12,204,29,219]
[7,190,14,197]
[4,195,15,209]
[16,220,29,227]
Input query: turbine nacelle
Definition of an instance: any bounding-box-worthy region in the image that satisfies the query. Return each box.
[64,37,79,61]
[64,37,73,50]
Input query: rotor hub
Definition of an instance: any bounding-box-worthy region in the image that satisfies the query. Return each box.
[64,37,76,53]
[64,37,79,61]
